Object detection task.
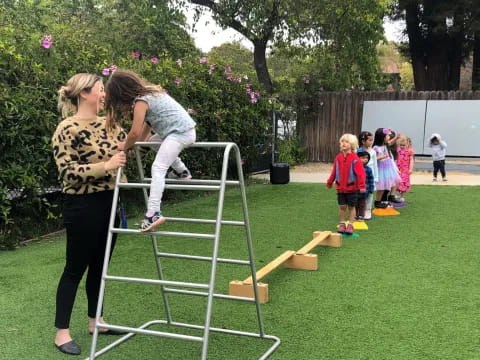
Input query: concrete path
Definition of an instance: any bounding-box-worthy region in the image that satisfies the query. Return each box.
[253,159,480,186]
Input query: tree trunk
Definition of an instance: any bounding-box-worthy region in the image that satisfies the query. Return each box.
[404,0,427,90]
[472,32,480,90]
[253,40,273,94]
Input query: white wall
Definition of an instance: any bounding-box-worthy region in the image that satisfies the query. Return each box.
[362,100,480,156]
[361,100,426,155]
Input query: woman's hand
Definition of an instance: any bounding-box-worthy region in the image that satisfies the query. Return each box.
[117,141,126,151]
[105,151,127,171]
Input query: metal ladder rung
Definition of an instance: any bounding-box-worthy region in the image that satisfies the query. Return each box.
[164,178,240,186]
[104,275,209,289]
[111,228,215,239]
[163,288,255,302]
[156,252,251,265]
[93,324,203,342]
[165,217,245,226]
[118,182,220,191]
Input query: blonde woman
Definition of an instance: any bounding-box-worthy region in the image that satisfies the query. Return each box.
[52,73,127,355]
[326,134,366,235]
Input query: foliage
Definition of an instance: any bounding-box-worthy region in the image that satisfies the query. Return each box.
[277,138,306,165]
[207,42,256,79]
[390,0,480,90]
[0,0,269,249]
[400,62,414,90]
[183,0,388,94]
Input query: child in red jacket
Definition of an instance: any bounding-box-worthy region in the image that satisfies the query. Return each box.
[326,134,366,234]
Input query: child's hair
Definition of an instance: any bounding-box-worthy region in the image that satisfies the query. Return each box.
[357,148,371,162]
[396,134,408,146]
[105,70,163,129]
[429,133,440,143]
[57,73,102,119]
[339,133,358,151]
[358,131,373,147]
[373,128,390,147]
[406,136,412,148]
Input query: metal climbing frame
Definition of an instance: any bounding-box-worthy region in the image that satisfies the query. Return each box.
[87,142,280,360]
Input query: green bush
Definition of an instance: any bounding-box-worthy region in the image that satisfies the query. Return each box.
[0,40,270,249]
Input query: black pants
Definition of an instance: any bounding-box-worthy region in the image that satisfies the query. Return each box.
[433,160,446,178]
[55,191,118,329]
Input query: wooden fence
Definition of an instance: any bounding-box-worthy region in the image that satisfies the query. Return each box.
[297,91,480,162]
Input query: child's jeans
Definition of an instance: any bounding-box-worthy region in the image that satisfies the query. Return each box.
[433,160,446,179]
[147,128,196,216]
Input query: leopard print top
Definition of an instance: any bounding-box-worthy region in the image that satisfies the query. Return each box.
[52,115,127,194]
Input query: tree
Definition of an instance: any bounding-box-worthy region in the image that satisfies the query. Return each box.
[181,0,387,94]
[391,0,480,90]
[207,42,255,77]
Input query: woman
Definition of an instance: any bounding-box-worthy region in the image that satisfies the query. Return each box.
[52,73,127,355]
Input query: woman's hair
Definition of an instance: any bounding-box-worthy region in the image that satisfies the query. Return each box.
[358,131,373,147]
[105,70,163,129]
[373,128,389,147]
[339,133,358,151]
[57,73,102,118]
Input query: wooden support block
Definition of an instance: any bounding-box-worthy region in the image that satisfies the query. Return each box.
[296,231,331,255]
[284,253,318,270]
[243,250,295,285]
[314,231,342,248]
[229,280,269,303]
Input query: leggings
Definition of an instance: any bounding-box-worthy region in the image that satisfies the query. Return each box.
[55,190,118,329]
[147,128,196,216]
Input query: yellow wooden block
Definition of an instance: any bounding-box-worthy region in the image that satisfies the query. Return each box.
[353,220,368,230]
[314,232,342,248]
[284,253,318,270]
[243,250,295,284]
[229,280,269,303]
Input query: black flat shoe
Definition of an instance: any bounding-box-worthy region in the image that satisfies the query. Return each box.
[89,329,127,336]
[55,340,81,355]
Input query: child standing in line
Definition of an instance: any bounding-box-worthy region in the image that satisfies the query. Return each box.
[355,148,375,220]
[358,131,378,219]
[373,128,401,208]
[105,70,196,232]
[428,133,447,181]
[326,134,366,234]
[395,135,414,202]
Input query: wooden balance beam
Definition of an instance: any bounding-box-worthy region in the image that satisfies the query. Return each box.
[229,231,342,303]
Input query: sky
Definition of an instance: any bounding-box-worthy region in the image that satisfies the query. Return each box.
[186,7,407,53]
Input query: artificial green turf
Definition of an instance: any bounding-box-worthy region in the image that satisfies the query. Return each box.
[1,183,480,359]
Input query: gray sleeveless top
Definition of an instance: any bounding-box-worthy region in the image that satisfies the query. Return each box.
[135,93,196,139]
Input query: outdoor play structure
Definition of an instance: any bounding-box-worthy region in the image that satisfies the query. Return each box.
[87,142,280,360]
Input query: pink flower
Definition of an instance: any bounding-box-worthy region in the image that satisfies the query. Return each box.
[132,51,140,58]
[246,88,252,94]
[254,90,260,97]
[41,34,54,49]
[250,97,258,104]
[151,57,158,63]
[174,77,181,85]
[225,64,232,74]
[304,105,310,110]
[320,87,324,91]
[303,76,310,84]
[215,113,222,119]
[200,57,208,63]
[210,64,216,70]
[246,82,252,88]
[109,65,117,72]
[240,159,245,165]
[102,68,110,76]
[187,108,196,114]
[177,59,183,67]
